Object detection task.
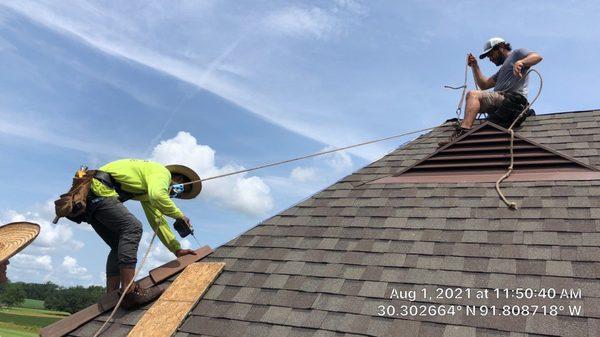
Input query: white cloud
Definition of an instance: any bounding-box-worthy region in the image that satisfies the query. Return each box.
[8,253,54,283]
[264,6,339,39]
[1,202,96,285]
[0,201,85,253]
[61,256,92,280]
[150,131,274,216]
[323,147,354,172]
[10,254,96,286]
[334,0,368,15]
[11,254,53,272]
[290,166,319,182]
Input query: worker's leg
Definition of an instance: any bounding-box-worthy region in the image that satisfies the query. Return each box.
[119,268,136,293]
[87,197,142,293]
[116,212,143,293]
[439,90,502,147]
[106,276,120,292]
[461,90,483,129]
[88,215,121,293]
[87,197,163,309]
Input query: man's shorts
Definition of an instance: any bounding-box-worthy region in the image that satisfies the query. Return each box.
[479,91,506,115]
[480,91,532,128]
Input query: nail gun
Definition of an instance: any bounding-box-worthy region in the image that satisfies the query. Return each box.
[174,217,201,246]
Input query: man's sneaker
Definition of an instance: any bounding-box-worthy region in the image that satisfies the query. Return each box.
[438,127,470,147]
[120,284,165,310]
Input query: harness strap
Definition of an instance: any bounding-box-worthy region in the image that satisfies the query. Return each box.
[94,171,139,202]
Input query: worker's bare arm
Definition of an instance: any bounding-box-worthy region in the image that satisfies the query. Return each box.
[522,52,543,67]
[513,52,543,77]
[467,53,496,90]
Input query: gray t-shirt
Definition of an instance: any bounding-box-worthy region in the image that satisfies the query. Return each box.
[491,48,531,96]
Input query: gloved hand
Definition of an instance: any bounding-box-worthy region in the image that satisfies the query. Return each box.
[175,249,197,257]
[174,216,193,238]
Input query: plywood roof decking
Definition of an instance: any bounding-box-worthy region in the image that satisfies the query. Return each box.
[128,262,225,337]
[61,110,600,337]
[40,246,213,337]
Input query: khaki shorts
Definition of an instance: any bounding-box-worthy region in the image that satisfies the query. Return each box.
[479,91,505,114]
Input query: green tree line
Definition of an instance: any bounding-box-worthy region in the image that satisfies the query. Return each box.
[0,281,105,313]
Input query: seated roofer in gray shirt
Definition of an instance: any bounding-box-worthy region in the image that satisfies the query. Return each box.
[440,37,543,146]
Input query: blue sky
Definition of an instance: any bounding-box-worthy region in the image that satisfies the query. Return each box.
[1,1,599,286]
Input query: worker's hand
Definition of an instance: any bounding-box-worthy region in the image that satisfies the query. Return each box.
[181,215,191,225]
[513,60,524,78]
[175,249,197,257]
[467,53,477,67]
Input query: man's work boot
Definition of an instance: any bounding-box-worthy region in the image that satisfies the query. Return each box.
[438,127,470,147]
[120,283,165,310]
[106,275,120,293]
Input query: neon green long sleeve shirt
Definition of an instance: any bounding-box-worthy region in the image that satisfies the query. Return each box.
[90,159,184,253]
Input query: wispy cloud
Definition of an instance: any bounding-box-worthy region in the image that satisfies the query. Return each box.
[290,166,319,182]
[0,118,132,157]
[262,0,368,40]
[0,1,385,161]
[264,6,339,40]
[144,36,245,157]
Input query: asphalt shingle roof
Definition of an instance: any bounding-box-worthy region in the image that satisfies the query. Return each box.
[65,110,600,337]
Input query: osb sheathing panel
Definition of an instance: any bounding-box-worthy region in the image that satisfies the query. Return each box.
[40,246,213,337]
[127,262,225,337]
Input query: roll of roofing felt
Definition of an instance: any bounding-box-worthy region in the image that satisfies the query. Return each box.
[0,222,40,262]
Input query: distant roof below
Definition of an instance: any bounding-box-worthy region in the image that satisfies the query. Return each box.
[372,121,600,184]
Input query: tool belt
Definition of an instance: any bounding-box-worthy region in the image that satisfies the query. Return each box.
[53,169,98,224]
[53,169,138,224]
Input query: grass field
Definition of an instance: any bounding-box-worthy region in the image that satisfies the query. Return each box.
[0,301,69,337]
[2,307,69,317]
[17,299,44,310]
[0,322,38,337]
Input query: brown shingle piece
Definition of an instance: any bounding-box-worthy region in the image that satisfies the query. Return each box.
[545,261,574,277]
[443,325,476,337]
[525,316,560,335]
[261,306,293,324]
[487,258,516,274]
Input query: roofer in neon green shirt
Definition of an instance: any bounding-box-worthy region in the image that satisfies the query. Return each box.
[85,159,202,309]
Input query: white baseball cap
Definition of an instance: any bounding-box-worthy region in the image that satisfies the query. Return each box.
[479,37,506,59]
